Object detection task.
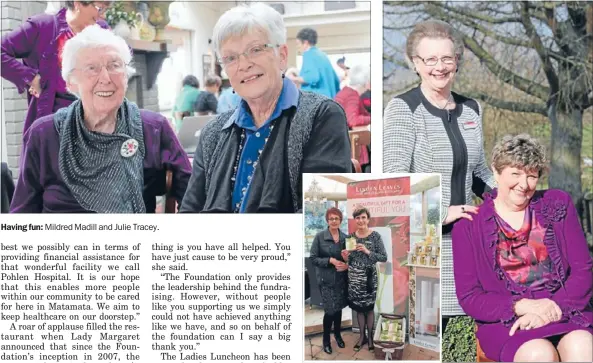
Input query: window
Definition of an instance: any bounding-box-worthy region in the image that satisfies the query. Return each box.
[324,1,356,11]
[156,29,193,112]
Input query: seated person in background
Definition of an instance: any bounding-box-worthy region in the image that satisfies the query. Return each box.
[179,3,351,213]
[216,86,241,114]
[1,163,15,213]
[361,89,371,113]
[336,56,350,89]
[195,74,221,115]
[10,26,191,213]
[452,134,592,362]
[172,75,201,132]
[334,64,371,169]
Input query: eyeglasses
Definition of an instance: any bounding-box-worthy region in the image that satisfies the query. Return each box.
[74,61,126,77]
[414,55,456,66]
[93,3,108,14]
[218,44,278,68]
[328,218,341,222]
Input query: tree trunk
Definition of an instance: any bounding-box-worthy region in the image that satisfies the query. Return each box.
[548,106,583,205]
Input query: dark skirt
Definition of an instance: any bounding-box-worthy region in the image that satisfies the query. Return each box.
[319,271,348,315]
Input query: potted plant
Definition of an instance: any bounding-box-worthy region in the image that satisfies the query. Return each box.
[105,2,140,38]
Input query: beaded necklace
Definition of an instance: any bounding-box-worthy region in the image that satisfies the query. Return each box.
[230,120,276,212]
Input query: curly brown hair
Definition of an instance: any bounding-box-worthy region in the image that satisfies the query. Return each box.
[491,134,548,176]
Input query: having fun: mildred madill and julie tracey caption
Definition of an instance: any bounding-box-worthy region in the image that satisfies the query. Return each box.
[1,223,159,232]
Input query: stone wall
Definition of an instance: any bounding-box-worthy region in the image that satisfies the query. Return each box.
[128,53,159,112]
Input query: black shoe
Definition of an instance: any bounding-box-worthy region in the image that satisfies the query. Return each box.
[368,342,375,352]
[335,335,345,348]
[353,337,368,352]
[323,344,332,354]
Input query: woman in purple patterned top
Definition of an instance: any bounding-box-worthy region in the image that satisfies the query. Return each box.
[452,134,592,362]
[1,1,113,134]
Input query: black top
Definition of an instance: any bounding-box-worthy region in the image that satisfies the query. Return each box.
[310,229,347,285]
[194,91,218,114]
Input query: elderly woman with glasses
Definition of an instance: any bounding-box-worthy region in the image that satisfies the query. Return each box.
[1,1,113,135]
[179,2,351,214]
[383,20,495,326]
[10,26,191,213]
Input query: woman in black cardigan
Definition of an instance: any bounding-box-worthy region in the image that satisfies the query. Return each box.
[309,207,348,354]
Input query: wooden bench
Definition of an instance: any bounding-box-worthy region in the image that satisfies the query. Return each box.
[164,169,176,213]
[349,128,371,161]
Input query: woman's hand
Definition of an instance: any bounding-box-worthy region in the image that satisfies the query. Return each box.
[329,257,348,271]
[443,205,479,225]
[334,261,348,272]
[341,250,349,262]
[509,313,547,336]
[355,243,370,255]
[28,74,41,98]
[514,298,562,323]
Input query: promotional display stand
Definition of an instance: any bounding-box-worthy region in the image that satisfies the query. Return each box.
[408,226,440,354]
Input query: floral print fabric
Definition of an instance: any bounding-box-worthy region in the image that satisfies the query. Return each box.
[494,206,553,289]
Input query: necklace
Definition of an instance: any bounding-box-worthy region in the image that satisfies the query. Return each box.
[440,93,453,110]
[230,120,276,212]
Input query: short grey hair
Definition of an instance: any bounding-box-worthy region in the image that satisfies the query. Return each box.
[348,64,370,87]
[61,24,133,84]
[405,20,465,70]
[491,134,548,176]
[204,74,222,87]
[212,2,286,57]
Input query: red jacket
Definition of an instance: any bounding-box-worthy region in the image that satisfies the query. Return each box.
[334,87,370,165]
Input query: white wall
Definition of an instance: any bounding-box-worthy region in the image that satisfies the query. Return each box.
[186,2,229,82]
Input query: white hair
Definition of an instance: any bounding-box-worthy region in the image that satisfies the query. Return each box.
[348,64,370,87]
[61,24,134,84]
[212,2,286,57]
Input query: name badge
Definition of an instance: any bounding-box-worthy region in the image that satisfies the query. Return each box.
[463,121,478,129]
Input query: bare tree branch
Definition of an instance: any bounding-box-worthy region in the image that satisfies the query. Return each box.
[432,2,523,24]
[519,1,560,93]
[462,35,550,101]
[434,6,532,48]
[465,92,548,115]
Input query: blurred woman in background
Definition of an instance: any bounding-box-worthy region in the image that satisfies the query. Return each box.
[334,64,371,169]
[195,74,221,115]
[172,75,201,131]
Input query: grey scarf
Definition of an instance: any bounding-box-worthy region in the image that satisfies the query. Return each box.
[54,98,146,213]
